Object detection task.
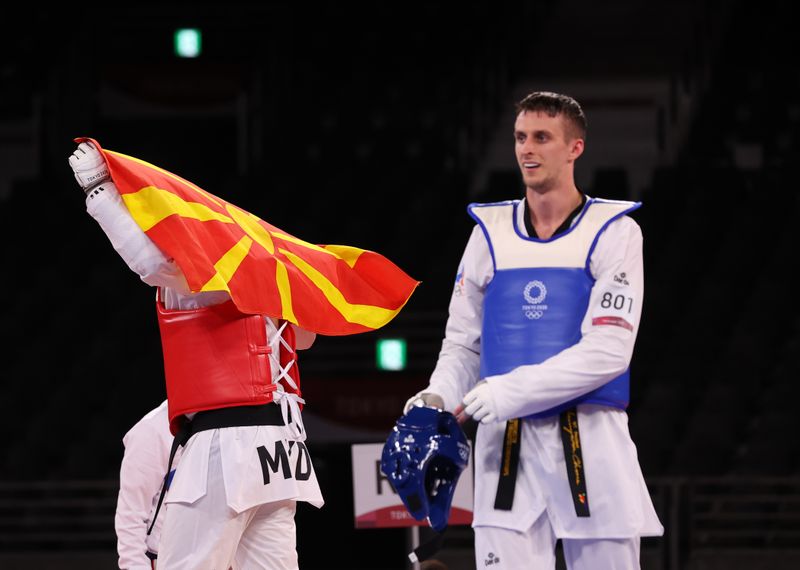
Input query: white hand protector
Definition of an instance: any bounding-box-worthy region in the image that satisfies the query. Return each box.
[68,141,110,192]
[403,391,445,413]
[462,381,498,424]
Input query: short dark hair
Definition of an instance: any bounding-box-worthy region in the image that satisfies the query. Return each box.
[515,91,587,141]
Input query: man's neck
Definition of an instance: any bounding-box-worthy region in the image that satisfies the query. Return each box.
[526,187,583,240]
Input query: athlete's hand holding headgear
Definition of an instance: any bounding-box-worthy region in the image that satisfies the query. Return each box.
[403,391,445,414]
[68,141,109,193]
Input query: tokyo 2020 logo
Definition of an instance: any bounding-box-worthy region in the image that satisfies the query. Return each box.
[523,280,547,304]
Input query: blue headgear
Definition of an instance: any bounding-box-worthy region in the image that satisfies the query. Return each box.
[381,406,471,532]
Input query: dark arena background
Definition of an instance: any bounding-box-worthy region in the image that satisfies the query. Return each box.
[1,1,798,569]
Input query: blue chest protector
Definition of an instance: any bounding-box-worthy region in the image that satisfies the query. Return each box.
[469,198,639,419]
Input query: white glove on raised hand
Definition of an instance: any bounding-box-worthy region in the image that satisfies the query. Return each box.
[403,392,445,414]
[68,141,110,192]
[460,381,498,424]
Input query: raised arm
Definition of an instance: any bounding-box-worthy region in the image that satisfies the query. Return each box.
[69,142,192,291]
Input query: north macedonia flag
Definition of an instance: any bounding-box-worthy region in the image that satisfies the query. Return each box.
[78,138,419,336]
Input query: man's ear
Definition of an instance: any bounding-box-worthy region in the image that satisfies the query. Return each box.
[569,138,585,161]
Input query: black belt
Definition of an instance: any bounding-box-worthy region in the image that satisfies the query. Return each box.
[188,402,287,432]
[493,407,590,517]
[560,408,590,517]
[493,419,521,510]
[146,403,286,535]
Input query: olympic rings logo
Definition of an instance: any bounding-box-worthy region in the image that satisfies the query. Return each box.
[525,310,544,320]
[523,280,547,304]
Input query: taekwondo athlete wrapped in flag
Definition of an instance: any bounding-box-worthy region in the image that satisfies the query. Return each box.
[71,136,420,569]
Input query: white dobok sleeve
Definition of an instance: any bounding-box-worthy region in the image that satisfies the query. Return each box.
[85,183,231,309]
[115,401,172,569]
[486,216,645,421]
[426,225,492,411]
[85,183,189,292]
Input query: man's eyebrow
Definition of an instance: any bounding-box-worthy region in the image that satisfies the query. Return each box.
[514,129,551,136]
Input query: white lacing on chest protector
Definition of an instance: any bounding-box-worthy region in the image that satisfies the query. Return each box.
[269,320,306,440]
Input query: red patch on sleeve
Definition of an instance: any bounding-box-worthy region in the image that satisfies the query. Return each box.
[592,316,633,331]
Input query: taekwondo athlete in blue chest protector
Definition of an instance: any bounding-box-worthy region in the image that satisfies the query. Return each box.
[403,91,664,570]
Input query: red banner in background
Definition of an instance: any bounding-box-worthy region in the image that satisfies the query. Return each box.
[301,373,429,432]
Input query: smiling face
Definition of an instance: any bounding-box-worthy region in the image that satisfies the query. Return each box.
[514,110,584,195]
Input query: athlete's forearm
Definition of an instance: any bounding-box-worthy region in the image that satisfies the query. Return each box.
[86,182,190,292]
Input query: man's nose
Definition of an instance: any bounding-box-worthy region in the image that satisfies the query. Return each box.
[519,138,535,153]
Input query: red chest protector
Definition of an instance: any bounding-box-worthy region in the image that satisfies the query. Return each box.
[156,298,301,435]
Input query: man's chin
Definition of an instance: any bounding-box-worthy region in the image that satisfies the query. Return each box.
[521,172,539,187]
[524,179,553,194]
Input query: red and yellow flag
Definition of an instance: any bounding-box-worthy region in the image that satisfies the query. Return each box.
[78,138,419,335]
